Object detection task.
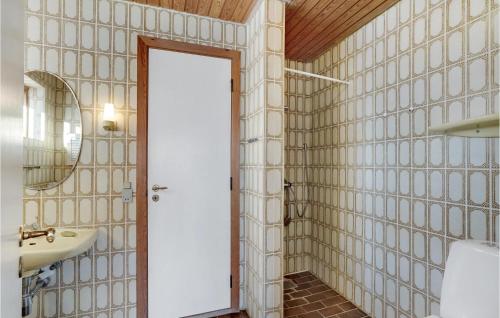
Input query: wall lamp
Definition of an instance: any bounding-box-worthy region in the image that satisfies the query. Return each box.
[103,103,117,131]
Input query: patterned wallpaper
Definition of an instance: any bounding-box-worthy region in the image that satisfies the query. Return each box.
[244,0,285,317]
[295,0,499,318]
[23,0,247,317]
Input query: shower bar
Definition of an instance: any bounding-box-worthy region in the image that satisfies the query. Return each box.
[285,67,351,85]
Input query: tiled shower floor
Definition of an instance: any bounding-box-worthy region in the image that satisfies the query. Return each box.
[284,272,371,318]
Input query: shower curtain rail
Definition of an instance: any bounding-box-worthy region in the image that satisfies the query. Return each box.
[284,67,351,85]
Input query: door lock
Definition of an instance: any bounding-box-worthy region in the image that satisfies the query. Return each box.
[152,184,168,192]
[152,194,160,202]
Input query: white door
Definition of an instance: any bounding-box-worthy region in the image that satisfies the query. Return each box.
[0,0,24,316]
[147,49,232,318]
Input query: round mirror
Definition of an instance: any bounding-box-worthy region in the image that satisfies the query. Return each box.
[23,71,82,190]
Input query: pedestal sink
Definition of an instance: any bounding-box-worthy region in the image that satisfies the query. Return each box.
[20,228,98,277]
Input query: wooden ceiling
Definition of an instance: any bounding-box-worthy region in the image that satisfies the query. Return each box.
[129,0,256,23]
[129,0,400,61]
[285,0,400,60]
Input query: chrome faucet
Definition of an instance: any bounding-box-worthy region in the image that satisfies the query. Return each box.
[19,225,56,246]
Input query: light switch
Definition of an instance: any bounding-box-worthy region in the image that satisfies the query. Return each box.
[122,182,133,203]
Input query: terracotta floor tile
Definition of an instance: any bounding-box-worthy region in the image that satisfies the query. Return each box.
[291,290,311,298]
[304,293,329,302]
[338,301,356,311]
[308,279,325,286]
[284,272,371,318]
[295,282,314,290]
[319,305,344,317]
[336,309,369,318]
[305,290,337,302]
[307,284,330,294]
[301,301,325,312]
[287,272,311,279]
[295,275,317,284]
[285,298,308,308]
[321,296,347,306]
[319,290,339,298]
[297,311,323,318]
[285,306,306,316]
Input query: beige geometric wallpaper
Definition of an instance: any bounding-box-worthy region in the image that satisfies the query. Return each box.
[23,0,247,317]
[282,0,499,317]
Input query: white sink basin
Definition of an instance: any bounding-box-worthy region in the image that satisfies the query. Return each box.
[20,228,98,277]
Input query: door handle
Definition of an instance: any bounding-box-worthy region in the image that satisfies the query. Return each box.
[152,184,168,192]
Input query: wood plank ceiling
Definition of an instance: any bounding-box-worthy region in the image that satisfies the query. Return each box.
[129,0,256,23]
[128,0,400,61]
[285,0,400,60]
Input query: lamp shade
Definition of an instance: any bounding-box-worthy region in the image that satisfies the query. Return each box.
[103,103,115,121]
[103,103,116,131]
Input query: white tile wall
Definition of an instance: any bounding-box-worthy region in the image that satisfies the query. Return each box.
[244,0,285,317]
[284,60,313,275]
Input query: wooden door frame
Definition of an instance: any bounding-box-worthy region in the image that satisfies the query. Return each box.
[136,36,240,318]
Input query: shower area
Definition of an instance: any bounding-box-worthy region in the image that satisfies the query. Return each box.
[281,1,500,316]
[282,61,367,318]
[283,60,313,276]
[279,2,500,318]
[283,52,374,318]
[282,60,366,318]
[283,53,371,318]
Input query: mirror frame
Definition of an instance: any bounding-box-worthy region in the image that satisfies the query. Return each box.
[24,70,83,191]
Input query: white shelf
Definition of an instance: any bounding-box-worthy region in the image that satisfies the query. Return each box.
[428,113,500,137]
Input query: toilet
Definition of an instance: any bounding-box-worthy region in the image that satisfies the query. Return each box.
[425,240,499,318]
